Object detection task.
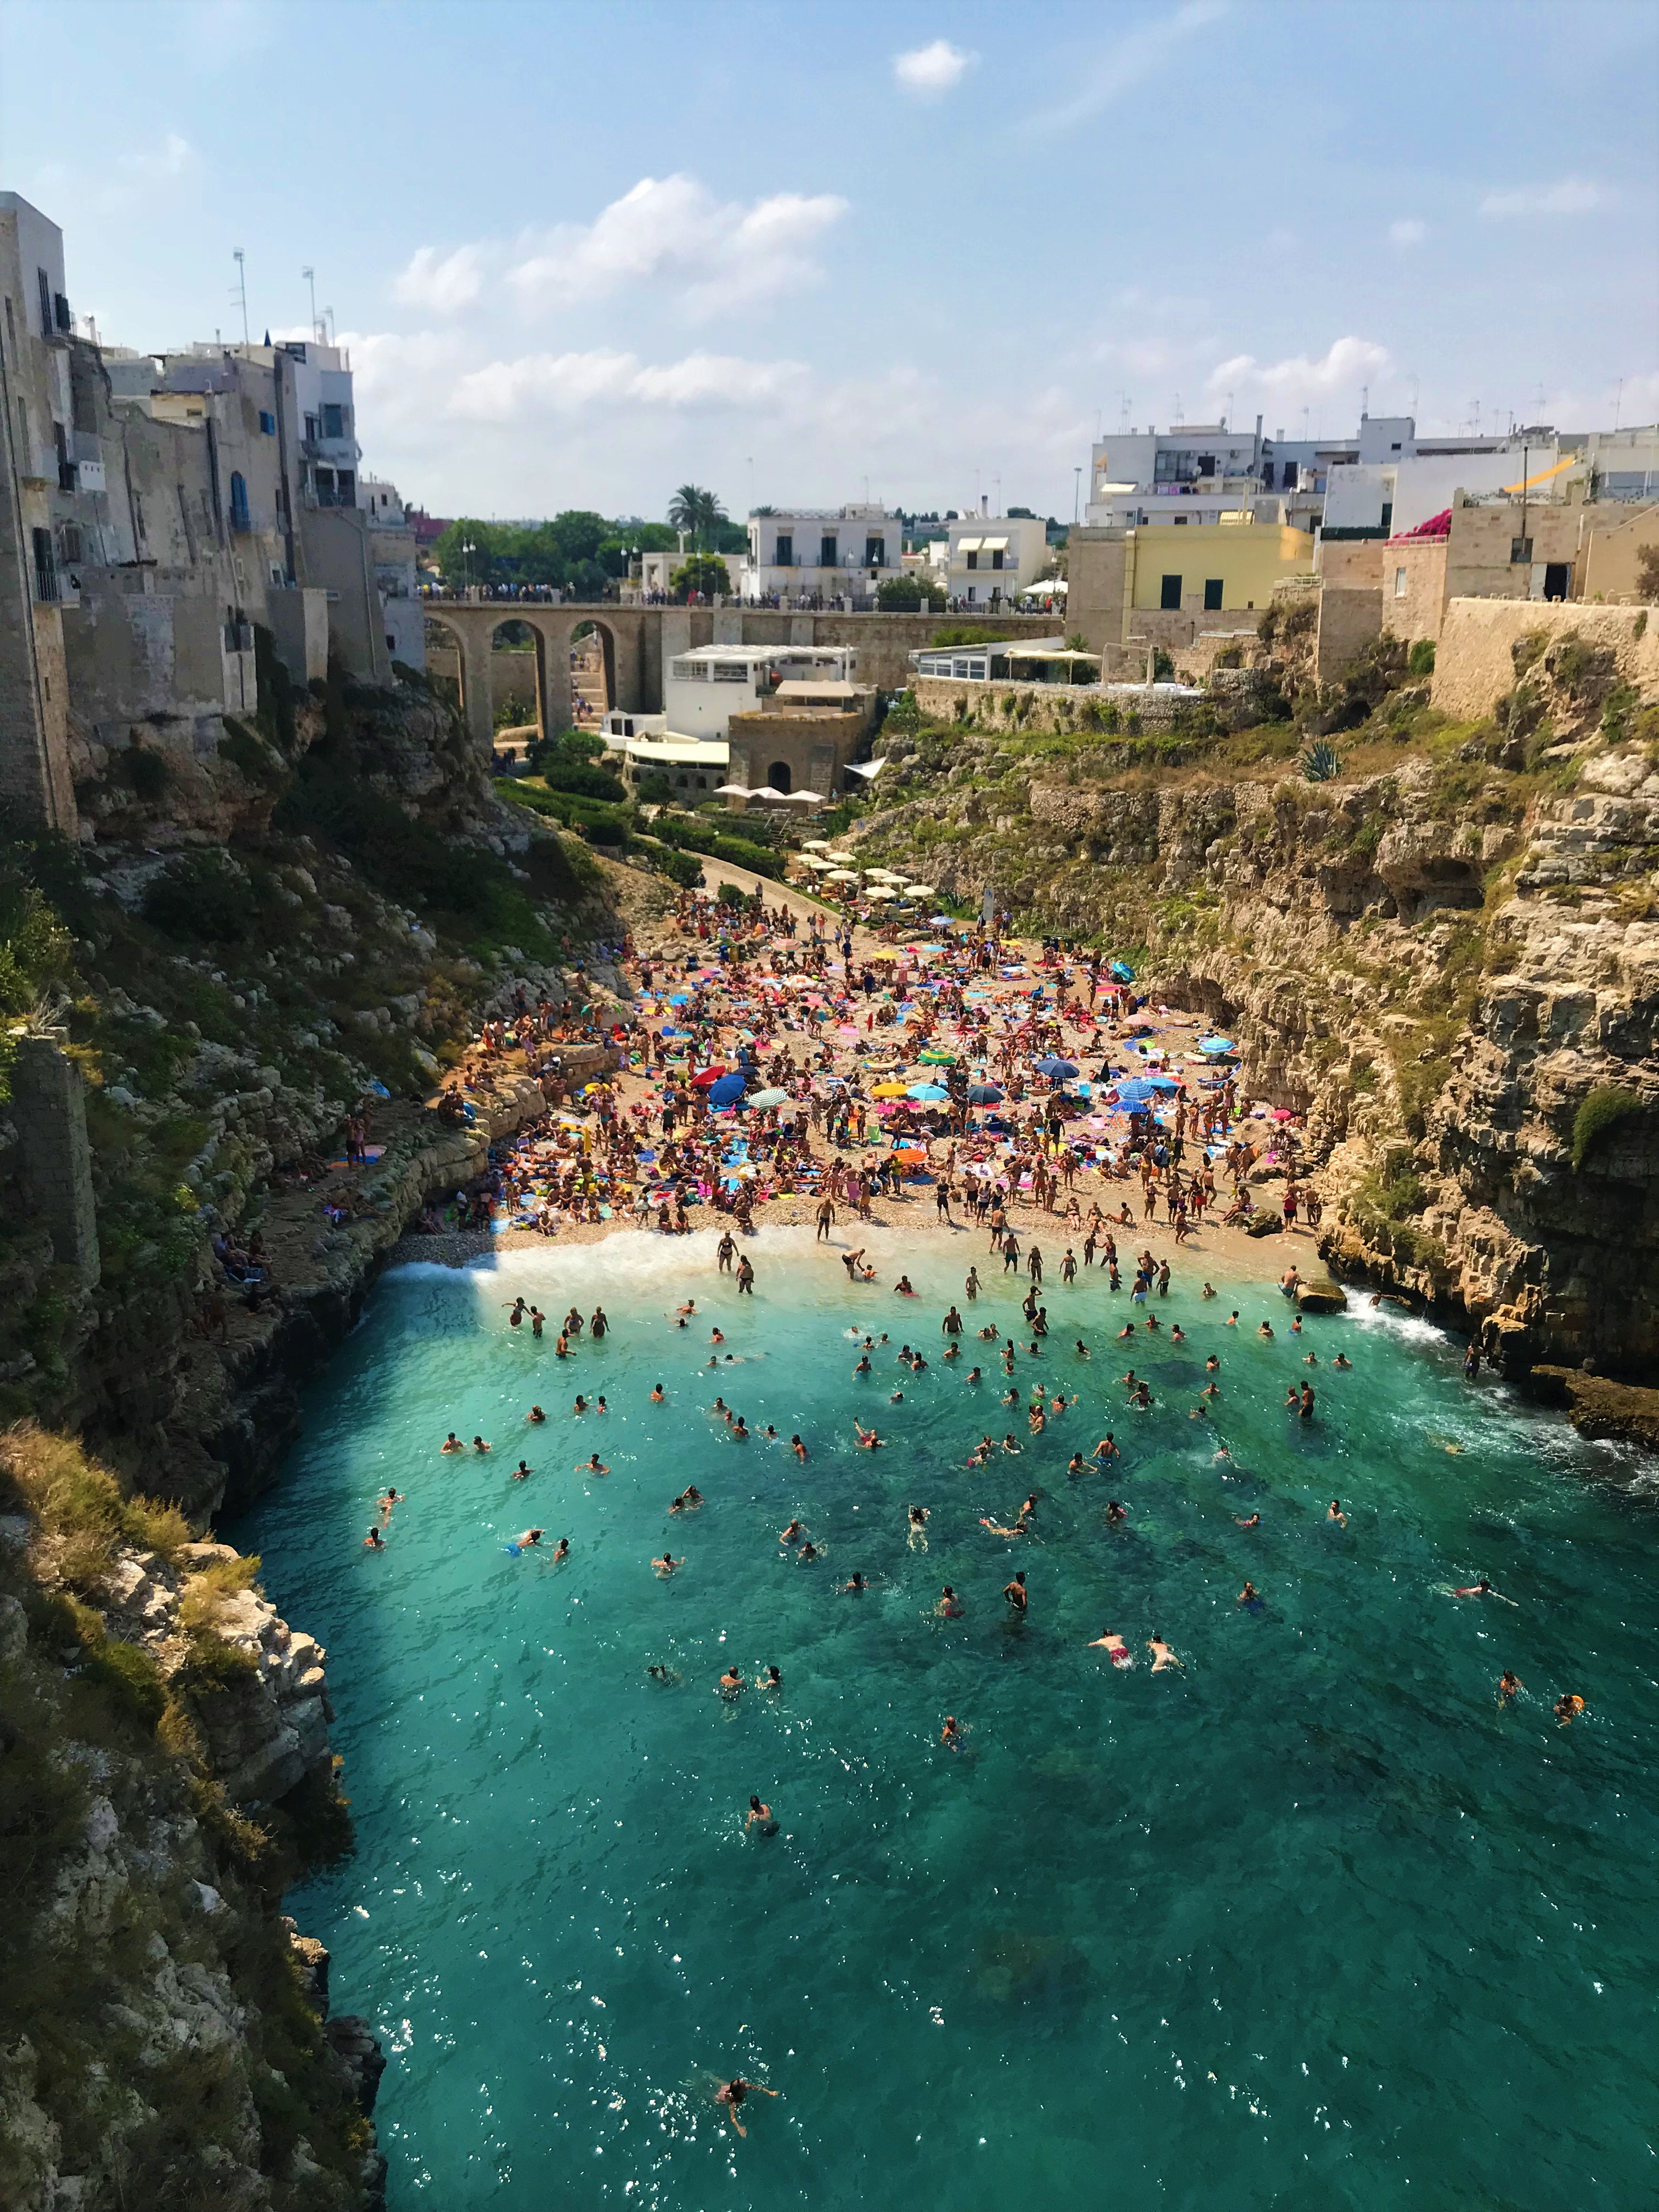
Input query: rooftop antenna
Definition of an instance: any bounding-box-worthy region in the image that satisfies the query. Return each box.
[1173,392,1184,423]
[303,264,319,341]
[993,471,1001,514]
[232,247,249,347]
[1073,465,1081,525]
[1361,383,1369,417]
[1470,398,1481,436]
[1409,373,1420,416]
[1119,392,1130,432]
[1300,405,1310,441]
[1224,390,1234,428]
[1613,376,1624,430]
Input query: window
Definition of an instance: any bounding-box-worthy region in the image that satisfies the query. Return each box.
[229,471,250,530]
[1544,563,1570,601]
[2,296,12,354]
[1160,574,1182,610]
[1390,441,1402,452]
[59,522,82,565]
[1282,461,1298,488]
[1393,566,1408,597]
[37,268,52,337]
[864,535,884,567]
[990,548,1004,569]
[31,527,58,602]
[1203,578,1223,611]
[1510,537,1533,565]
[321,403,346,439]
[774,533,793,566]
[314,466,336,504]
[336,469,355,505]
[1197,453,1216,475]
[819,535,837,568]
[965,550,978,569]
[259,409,276,435]
[304,413,319,442]
[1380,502,1393,531]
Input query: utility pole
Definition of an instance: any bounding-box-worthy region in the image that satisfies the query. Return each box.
[1073,466,1081,526]
[232,248,249,347]
[303,265,318,340]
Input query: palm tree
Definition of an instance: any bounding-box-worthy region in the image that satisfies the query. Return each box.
[667,483,726,550]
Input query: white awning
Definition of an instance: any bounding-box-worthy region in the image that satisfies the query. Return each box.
[955,537,983,553]
[844,759,887,780]
[980,535,1009,551]
[774,679,861,699]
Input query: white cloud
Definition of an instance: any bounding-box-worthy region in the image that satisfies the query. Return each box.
[1207,335,1390,410]
[393,244,487,315]
[1480,177,1609,218]
[448,348,806,423]
[126,131,196,182]
[893,40,977,96]
[507,175,848,315]
[1389,218,1426,248]
[1034,1,1228,131]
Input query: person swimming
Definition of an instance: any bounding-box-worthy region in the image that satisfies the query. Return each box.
[551,1538,569,1562]
[743,1797,778,1838]
[1147,1633,1182,1672]
[377,1488,404,1525]
[528,1405,546,1423]
[1003,1570,1028,1613]
[936,1584,964,1618]
[907,1505,930,1549]
[762,1664,782,1691]
[1555,1692,1585,1726]
[715,2073,780,2135]
[719,1666,745,1695]
[653,1553,679,1577]
[580,1453,610,1476]
[778,1517,804,1545]
[511,1459,533,1482]
[1105,1499,1127,1525]
[1498,1669,1523,1705]
[1454,1577,1493,1598]
[940,1715,962,1749]
[364,1527,385,1550]
[669,1486,704,1513]
[441,1432,464,1453]
[1234,1512,1261,1528]
[1087,1630,1132,1667]
[841,1572,867,1593]
[1327,1499,1347,1526]
[1239,1581,1263,1611]
[651,1384,665,1402]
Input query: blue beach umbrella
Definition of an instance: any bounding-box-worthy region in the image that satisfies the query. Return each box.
[1109,960,1136,983]
[1199,1036,1234,1055]
[708,1072,746,1107]
[907,1082,949,1102]
[967,1082,1004,1104]
[1035,1056,1079,1079]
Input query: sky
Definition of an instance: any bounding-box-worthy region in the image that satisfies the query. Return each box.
[4,0,1656,524]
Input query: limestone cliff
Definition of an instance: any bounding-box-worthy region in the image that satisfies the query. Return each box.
[855,623,1659,1386]
[0,1428,380,2210]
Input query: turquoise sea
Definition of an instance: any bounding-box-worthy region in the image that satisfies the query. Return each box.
[232,1230,1659,2210]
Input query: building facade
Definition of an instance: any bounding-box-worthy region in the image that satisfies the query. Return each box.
[744,505,901,602]
[934,512,1051,608]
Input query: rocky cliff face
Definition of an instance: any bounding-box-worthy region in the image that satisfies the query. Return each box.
[0,1430,381,2210]
[851,657,1659,1386]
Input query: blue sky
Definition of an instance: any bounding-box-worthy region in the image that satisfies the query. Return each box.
[5,0,1656,522]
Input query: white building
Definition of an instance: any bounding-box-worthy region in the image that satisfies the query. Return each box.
[1085,420,1283,529]
[360,475,422,669]
[663,644,859,738]
[744,505,901,601]
[938,511,1052,608]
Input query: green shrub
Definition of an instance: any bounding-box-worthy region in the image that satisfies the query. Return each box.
[1570,1085,1643,1171]
[141,851,253,944]
[930,625,1000,647]
[1407,638,1436,678]
[1300,740,1342,782]
[537,761,627,803]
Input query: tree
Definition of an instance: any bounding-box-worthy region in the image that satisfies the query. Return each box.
[1636,544,1659,601]
[877,574,945,611]
[670,554,731,600]
[667,484,726,549]
[432,518,499,590]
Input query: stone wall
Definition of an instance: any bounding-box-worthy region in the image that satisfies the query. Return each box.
[10,1038,100,1287]
[1316,585,1384,680]
[1430,599,1659,720]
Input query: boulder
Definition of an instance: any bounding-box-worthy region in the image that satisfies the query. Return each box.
[1244,1212,1283,1237]
[1295,1277,1348,1313]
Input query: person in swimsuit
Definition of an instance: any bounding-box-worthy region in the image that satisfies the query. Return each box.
[907,1505,930,1548]
[514,1528,544,1549]
[1239,1581,1263,1611]
[1498,1670,1523,1705]
[528,1405,546,1423]
[719,1667,746,1695]
[1555,1692,1585,1726]
[762,1665,782,1691]
[1333,1352,1352,1369]
[779,1518,804,1545]
[1087,1631,1132,1667]
[551,1538,569,1562]
[1105,1500,1127,1525]
[840,1572,867,1593]
[1234,1513,1261,1528]
[854,1422,884,1449]
[792,1435,809,1461]
[377,1488,404,1526]
[1454,1577,1493,1598]
[650,1385,665,1403]
[744,1797,778,1837]
[512,1459,533,1482]
[940,1715,962,1749]
[1003,1570,1028,1614]
[653,1553,679,1577]
[1327,1499,1347,1526]
[441,1432,465,1453]
[580,1453,610,1476]
[936,1585,964,1618]
[364,1527,385,1550]
[1147,1634,1182,1672]
[715,2074,779,2135]
[797,1541,821,1563]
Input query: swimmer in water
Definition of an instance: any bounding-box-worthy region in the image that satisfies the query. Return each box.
[965,1366,983,1384]
[1327,1499,1347,1527]
[1239,1581,1262,1609]
[719,1667,745,1695]
[1202,1283,1216,1299]
[715,2073,779,2136]
[668,1486,704,1513]
[647,1661,679,1684]
[1555,1692,1585,1727]
[1258,1321,1274,1340]
[653,1553,679,1577]
[1498,1669,1523,1705]
[762,1665,782,1691]
[528,1405,546,1424]
[980,1513,1029,1538]
[854,1421,884,1449]
[1003,1570,1028,1613]
[364,1527,385,1550]
[743,1797,777,1838]
[797,1541,821,1564]
[1234,1513,1261,1528]
[710,1327,725,1345]
[907,1505,930,1549]
[1105,1500,1127,1525]
[580,1453,610,1476]
[778,1518,804,1545]
[1067,1453,1086,1480]
[551,1538,569,1562]
[940,1715,962,1749]
[1087,1631,1132,1667]
[1333,1353,1352,1370]
[1093,1435,1120,1460]
[515,1528,543,1549]
[841,1572,867,1594]
[573,1396,589,1415]
[1454,1577,1493,1598]
[511,1459,533,1482]
[1074,1340,1089,1358]
[377,1488,404,1525]
[792,1435,808,1461]
[472,1435,491,1454]
[441,1432,464,1453]
[1147,1633,1182,1672]
[936,1585,964,1617]
[1206,1355,1220,1372]
[651,1385,665,1403]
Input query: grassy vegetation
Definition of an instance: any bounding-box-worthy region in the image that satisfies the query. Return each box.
[1571,1085,1644,1171]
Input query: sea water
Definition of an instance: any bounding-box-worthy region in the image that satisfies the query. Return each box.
[232,1232,1659,2210]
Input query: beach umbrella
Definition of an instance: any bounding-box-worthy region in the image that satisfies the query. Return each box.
[1035,1056,1079,1078]
[708,1072,747,1107]
[1198,1035,1234,1055]
[747,1087,789,1109]
[826,869,859,883]
[918,1049,955,1065]
[1109,959,1136,983]
[1144,1074,1180,1092]
[689,1065,729,1087]
[967,1082,1004,1103]
[802,838,831,851]
[907,1082,949,1102]
[929,913,957,926]
[904,884,934,896]
[869,1081,911,1099]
